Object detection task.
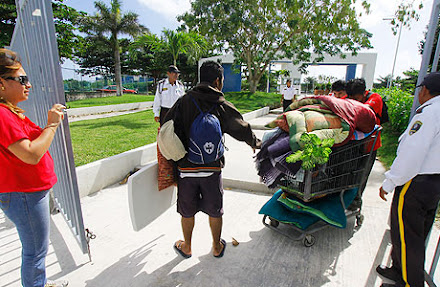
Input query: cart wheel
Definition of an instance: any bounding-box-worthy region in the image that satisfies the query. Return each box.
[356,214,364,226]
[269,217,279,228]
[303,235,316,247]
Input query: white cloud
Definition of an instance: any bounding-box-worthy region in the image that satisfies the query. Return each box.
[137,0,191,19]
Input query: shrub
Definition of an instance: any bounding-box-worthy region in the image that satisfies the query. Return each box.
[375,88,414,134]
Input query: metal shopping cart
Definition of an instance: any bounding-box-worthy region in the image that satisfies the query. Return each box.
[262,127,382,247]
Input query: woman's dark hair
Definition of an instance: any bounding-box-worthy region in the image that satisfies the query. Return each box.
[346,78,366,97]
[331,80,346,92]
[0,49,25,117]
[200,61,224,84]
[0,49,22,78]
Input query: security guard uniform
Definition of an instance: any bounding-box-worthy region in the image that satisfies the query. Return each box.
[382,94,440,287]
[282,85,296,111]
[153,78,185,125]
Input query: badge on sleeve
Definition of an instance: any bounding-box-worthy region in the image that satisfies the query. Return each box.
[409,121,422,135]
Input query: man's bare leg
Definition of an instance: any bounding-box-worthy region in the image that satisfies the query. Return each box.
[176,216,194,256]
[209,216,224,256]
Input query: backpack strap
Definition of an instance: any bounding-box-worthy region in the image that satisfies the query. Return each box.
[365,91,373,100]
[190,96,216,113]
[190,96,203,113]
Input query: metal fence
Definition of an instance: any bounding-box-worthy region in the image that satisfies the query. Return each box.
[11,0,88,254]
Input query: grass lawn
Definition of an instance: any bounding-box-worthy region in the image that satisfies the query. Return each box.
[66,94,155,109]
[225,91,281,113]
[376,122,400,169]
[69,91,282,166]
[70,110,159,166]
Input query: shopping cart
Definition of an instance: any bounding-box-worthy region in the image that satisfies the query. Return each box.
[262,127,382,247]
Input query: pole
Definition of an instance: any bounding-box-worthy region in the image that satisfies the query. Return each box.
[388,23,403,88]
[267,62,271,93]
[432,31,440,72]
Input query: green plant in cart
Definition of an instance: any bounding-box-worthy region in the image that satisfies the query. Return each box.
[286,133,335,170]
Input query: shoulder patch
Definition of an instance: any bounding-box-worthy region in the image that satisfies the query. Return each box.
[158,79,166,83]
[409,121,423,135]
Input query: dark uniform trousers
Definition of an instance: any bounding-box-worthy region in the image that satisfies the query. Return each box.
[390,174,440,287]
[283,99,292,112]
[159,107,170,126]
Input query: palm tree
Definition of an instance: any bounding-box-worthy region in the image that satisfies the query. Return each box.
[139,29,208,66]
[84,0,147,96]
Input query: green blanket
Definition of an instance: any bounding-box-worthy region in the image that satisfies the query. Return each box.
[259,188,358,230]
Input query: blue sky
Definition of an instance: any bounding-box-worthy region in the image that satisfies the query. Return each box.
[62,0,435,83]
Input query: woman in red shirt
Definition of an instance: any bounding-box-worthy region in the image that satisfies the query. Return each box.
[0,49,67,287]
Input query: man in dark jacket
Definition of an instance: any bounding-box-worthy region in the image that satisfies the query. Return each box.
[163,61,261,259]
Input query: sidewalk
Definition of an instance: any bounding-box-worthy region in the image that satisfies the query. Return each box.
[67,102,153,122]
[1,110,440,287]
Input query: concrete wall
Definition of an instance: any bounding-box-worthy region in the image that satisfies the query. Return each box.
[76,143,158,198]
[66,92,117,102]
[67,102,153,117]
[75,106,270,197]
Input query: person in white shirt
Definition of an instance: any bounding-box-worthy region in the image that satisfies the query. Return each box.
[153,65,185,125]
[281,79,296,111]
[376,72,440,287]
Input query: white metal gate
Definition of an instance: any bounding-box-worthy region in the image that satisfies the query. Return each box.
[11,0,88,254]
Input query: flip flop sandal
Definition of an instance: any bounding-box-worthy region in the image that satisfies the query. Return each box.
[174,241,191,259]
[214,238,226,258]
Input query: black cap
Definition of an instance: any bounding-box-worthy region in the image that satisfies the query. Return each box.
[168,65,180,73]
[417,72,440,94]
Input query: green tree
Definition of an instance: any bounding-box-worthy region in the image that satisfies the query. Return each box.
[52,0,86,62]
[130,33,173,84]
[179,0,372,93]
[142,29,209,66]
[374,75,392,89]
[0,0,16,48]
[395,68,418,93]
[0,0,85,61]
[304,76,316,93]
[82,0,146,96]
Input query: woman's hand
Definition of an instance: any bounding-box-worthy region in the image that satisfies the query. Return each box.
[46,104,65,127]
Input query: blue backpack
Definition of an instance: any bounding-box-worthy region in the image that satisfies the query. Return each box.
[188,96,224,164]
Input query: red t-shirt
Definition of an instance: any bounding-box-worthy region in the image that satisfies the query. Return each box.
[0,106,57,193]
[364,91,383,150]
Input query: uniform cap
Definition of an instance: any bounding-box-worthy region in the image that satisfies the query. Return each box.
[417,72,440,94]
[168,65,180,73]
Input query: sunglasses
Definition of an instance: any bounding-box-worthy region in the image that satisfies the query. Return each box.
[5,76,30,86]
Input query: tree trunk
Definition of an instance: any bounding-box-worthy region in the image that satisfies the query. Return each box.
[114,40,123,97]
[248,77,259,94]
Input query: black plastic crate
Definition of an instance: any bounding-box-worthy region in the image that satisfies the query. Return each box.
[278,129,380,202]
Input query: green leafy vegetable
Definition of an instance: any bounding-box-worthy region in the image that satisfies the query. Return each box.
[286,133,335,170]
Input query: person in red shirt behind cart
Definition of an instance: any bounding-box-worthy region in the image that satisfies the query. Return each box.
[346,78,384,210]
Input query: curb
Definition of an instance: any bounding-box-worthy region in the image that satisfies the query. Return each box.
[67,101,153,117]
